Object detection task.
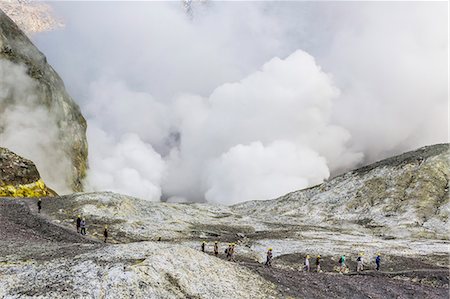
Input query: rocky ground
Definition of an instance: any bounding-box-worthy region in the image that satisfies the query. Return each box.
[0,199,279,298]
[0,196,448,298]
[0,144,449,298]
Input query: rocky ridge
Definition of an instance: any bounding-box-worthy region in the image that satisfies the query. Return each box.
[234,143,450,240]
[0,1,62,35]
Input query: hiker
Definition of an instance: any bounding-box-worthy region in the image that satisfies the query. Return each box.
[356,253,364,272]
[316,255,321,272]
[37,199,42,213]
[227,243,236,261]
[303,255,310,272]
[226,243,232,260]
[201,241,206,252]
[103,226,108,243]
[339,255,346,272]
[214,241,219,256]
[375,253,381,271]
[76,215,82,233]
[231,243,236,261]
[265,248,273,267]
[80,218,86,235]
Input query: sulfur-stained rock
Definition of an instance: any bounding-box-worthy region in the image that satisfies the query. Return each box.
[0,147,51,197]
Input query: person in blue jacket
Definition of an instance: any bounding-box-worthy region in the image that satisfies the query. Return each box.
[375,253,381,271]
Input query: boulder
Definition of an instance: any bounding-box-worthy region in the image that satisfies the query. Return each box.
[0,9,87,192]
[0,147,51,197]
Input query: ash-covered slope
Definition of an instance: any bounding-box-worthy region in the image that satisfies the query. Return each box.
[234,143,449,239]
[27,144,449,255]
[0,241,280,299]
[0,9,87,193]
[0,199,280,299]
[0,144,448,298]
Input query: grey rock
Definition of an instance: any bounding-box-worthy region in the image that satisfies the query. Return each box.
[0,147,40,185]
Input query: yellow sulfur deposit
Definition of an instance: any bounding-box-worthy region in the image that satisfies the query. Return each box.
[0,179,49,197]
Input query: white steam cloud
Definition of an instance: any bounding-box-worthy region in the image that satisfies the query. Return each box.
[0,60,72,193]
[165,50,362,202]
[85,127,165,201]
[205,141,330,205]
[21,1,448,203]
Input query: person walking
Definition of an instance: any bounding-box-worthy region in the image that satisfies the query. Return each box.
[265,248,273,267]
[230,243,236,261]
[76,215,82,233]
[37,199,42,213]
[304,255,310,272]
[356,253,364,272]
[339,255,346,273]
[214,241,219,256]
[316,255,321,272]
[226,243,232,260]
[375,253,381,271]
[103,225,108,243]
[201,241,206,252]
[80,218,86,235]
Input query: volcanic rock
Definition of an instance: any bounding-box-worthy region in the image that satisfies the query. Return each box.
[0,147,50,197]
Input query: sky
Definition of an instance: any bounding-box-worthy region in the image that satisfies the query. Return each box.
[23,1,449,204]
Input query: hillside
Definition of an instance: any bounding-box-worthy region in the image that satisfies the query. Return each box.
[0,144,448,298]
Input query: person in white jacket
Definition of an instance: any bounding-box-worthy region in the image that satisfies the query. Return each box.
[356,252,364,272]
[303,255,310,272]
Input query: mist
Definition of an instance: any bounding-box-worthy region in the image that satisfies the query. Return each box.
[25,1,447,203]
[0,60,72,193]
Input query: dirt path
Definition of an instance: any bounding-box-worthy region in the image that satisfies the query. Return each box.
[2,196,448,298]
[204,252,449,299]
[245,260,448,299]
[0,197,102,261]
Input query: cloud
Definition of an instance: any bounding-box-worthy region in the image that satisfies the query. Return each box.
[0,59,72,193]
[315,2,448,161]
[164,50,362,203]
[205,141,329,205]
[16,1,447,204]
[85,127,165,201]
